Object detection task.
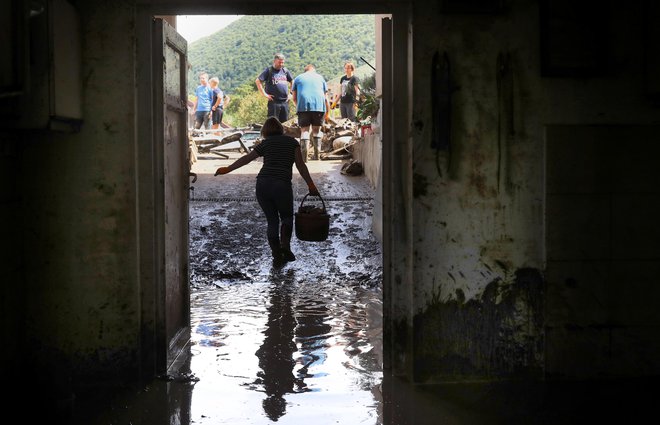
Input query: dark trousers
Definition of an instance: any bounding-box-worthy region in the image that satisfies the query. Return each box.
[195,110,211,129]
[267,101,289,123]
[340,102,357,122]
[256,178,293,239]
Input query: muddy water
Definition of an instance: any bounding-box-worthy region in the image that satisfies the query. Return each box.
[187,195,383,424]
[70,161,384,424]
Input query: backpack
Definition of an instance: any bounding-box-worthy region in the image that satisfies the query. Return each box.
[265,66,290,84]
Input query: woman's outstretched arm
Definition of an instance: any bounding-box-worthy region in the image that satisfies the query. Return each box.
[214,150,259,175]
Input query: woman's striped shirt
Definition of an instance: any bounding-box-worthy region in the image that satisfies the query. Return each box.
[253,135,299,182]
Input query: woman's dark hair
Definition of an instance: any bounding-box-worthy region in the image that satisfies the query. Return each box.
[261,117,284,137]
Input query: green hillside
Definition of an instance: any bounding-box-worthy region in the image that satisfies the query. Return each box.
[186,14,376,95]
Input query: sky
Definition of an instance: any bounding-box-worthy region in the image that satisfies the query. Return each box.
[176,15,243,43]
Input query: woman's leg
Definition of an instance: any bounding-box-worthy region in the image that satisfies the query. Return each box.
[272,184,295,261]
[256,179,284,263]
[256,180,282,238]
[279,219,295,261]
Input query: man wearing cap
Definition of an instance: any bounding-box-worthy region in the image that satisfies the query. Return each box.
[256,53,295,123]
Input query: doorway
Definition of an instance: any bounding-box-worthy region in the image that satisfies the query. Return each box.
[182,12,385,423]
[135,3,411,423]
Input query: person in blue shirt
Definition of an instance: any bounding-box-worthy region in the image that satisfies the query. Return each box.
[256,53,294,123]
[193,72,213,130]
[292,64,328,161]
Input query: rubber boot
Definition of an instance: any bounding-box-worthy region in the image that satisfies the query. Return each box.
[268,237,285,266]
[300,139,309,162]
[280,224,296,262]
[312,137,321,160]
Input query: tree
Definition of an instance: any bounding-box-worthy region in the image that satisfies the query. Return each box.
[187,15,376,95]
[231,91,268,127]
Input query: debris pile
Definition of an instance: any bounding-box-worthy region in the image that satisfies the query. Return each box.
[188,117,367,176]
[282,117,362,161]
[340,160,364,176]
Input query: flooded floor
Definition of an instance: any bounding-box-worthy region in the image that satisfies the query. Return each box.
[67,153,658,425]
[186,191,383,424]
[72,153,385,424]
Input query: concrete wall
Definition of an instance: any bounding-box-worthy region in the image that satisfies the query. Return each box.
[409,0,659,382]
[0,135,23,385]
[353,134,381,190]
[352,132,382,240]
[2,0,142,390]
[545,125,660,379]
[411,0,545,382]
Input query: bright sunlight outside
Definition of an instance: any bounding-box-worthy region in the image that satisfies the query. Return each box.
[176,15,243,43]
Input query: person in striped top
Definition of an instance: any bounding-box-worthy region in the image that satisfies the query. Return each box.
[214,117,320,265]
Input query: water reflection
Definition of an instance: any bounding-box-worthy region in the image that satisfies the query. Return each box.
[75,180,383,424]
[255,267,341,422]
[187,198,383,424]
[255,271,300,420]
[294,299,332,388]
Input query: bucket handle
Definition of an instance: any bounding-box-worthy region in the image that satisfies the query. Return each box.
[299,193,326,212]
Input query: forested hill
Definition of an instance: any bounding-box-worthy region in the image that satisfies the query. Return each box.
[186,14,375,95]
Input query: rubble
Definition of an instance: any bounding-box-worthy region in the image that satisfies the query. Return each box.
[188,117,366,166]
[281,116,364,161]
[340,160,364,176]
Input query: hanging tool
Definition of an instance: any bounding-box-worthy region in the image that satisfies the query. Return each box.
[431,51,454,151]
[359,57,376,71]
[496,51,514,192]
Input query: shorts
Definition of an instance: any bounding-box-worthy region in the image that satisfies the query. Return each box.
[297,111,324,127]
[212,108,223,125]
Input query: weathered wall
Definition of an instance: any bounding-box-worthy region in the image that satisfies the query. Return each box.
[0,135,23,385]
[353,133,381,190]
[545,125,660,378]
[409,0,659,382]
[17,0,140,387]
[411,0,544,382]
[352,132,382,240]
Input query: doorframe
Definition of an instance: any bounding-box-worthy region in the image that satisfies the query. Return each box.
[135,0,413,383]
[136,6,160,382]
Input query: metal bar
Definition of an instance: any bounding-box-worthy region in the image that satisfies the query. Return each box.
[190,196,374,203]
[360,56,377,71]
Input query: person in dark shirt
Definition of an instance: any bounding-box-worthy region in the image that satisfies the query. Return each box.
[214,117,320,265]
[339,61,361,122]
[256,53,295,123]
[209,77,229,130]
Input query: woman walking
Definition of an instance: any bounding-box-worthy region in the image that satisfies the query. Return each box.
[214,117,320,265]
